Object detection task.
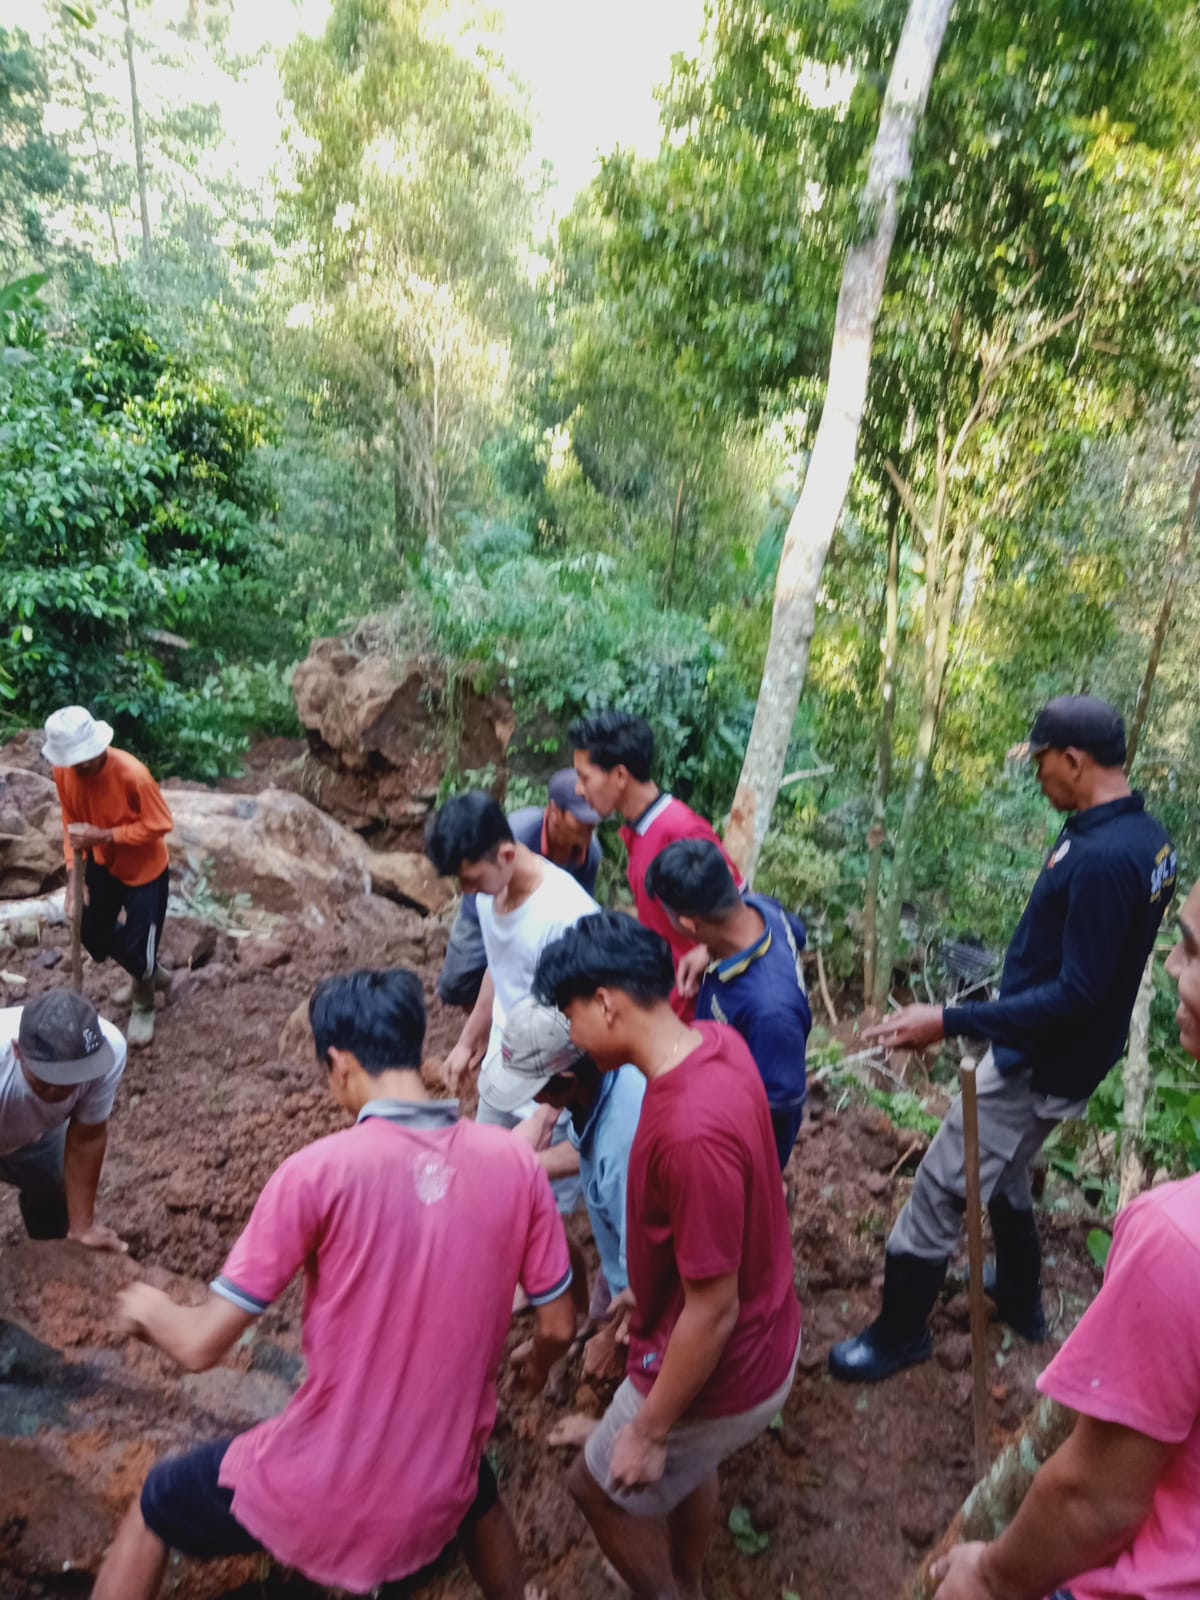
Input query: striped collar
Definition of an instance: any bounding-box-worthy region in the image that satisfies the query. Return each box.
[629,793,673,838]
[709,917,772,983]
[357,1098,460,1129]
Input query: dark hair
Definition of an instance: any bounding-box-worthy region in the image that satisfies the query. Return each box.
[644,839,741,918]
[534,912,674,1009]
[309,969,426,1074]
[425,791,514,876]
[543,1054,602,1098]
[567,710,654,782]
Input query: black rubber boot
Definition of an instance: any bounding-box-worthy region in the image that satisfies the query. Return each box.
[986,1195,1047,1343]
[829,1252,948,1383]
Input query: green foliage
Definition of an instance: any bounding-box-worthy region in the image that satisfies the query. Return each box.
[728,1504,771,1558]
[1087,1229,1113,1271]
[0,273,277,771]
[370,519,751,817]
[0,27,71,262]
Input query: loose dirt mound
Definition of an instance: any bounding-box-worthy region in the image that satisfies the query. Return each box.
[0,884,1106,1599]
[292,635,515,844]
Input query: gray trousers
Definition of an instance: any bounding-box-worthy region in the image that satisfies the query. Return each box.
[0,1125,68,1239]
[889,1051,1087,1262]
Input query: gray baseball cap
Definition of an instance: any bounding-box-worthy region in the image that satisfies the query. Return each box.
[17,990,118,1086]
[482,998,586,1115]
[547,768,602,827]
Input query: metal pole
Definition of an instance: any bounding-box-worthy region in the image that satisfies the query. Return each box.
[960,1055,990,1481]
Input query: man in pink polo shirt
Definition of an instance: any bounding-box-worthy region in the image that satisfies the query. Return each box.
[569,710,743,1016]
[932,873,1200,1600]
[93,968,576,1600]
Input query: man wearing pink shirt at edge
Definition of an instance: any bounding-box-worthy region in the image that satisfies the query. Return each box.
[569,710,744,1017]
[92,969,576,1600]
[933,872,1200,1600]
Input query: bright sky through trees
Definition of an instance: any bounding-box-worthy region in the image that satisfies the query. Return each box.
[2,0,706,219]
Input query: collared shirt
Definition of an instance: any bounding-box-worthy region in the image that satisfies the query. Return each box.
[695,894,811,1110]
[1038,1174,1200,1600]
[945,793,1177,1099]
[0,1005,126,1156]
[211,1099,571,1592]
[567,1067,645,1295]
[620,793,744,1018]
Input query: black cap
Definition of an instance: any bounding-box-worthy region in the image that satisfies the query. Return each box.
[1028,695,1126,768]
[17,990,118,1086]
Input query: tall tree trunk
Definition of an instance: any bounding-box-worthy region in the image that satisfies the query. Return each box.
[662,469,688,605]
[863,493,901,1012]
[121,0,152,258]
[723,0,957,880]
[873,506,969,1010]
[1117,954,1156,1211]
[1125,454,1200,773]
[73,57,122,264]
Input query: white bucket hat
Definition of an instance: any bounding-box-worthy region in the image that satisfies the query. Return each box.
[42,705,114,768]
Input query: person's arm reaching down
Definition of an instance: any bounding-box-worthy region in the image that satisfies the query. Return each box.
[932,1413,1172,1600]
[117,1284,255,1373]
[444,969,494,1090]
[511,1288,576,1395]
[609,1272,740,1491]
[64,1116,126,1252]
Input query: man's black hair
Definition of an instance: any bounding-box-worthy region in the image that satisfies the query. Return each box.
[425,791,514,877]
[309,968,426,1075]
[567,710,654,783]
[644,839,741,919]
[534,912,674,1009]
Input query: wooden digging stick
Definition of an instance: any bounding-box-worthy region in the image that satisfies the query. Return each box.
[960,1054,990,1482]
[69,848,87,994]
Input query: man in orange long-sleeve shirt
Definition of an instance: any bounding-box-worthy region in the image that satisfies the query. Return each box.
[43,706,174,1047]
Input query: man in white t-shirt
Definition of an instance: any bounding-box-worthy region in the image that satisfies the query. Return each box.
[0,989,128,1251]
[426,791,598,1212]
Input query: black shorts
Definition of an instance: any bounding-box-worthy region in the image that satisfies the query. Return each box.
[141,1436,500,1566]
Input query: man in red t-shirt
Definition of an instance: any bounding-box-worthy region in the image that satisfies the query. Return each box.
[535,911,800,1599]
[568,711,743,1015]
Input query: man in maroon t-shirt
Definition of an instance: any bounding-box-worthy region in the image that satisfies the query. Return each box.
[569,710,744,1016]
[535,911,801,1599]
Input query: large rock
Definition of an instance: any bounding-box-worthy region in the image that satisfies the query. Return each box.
[0,766,67,897]
[0,762,446,924]
[167,786,371,919]
[292,634,515,835]
[368,849,454,915]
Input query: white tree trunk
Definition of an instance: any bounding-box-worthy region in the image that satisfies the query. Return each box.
[1117,953,1156,1210]
[724,0,957,879]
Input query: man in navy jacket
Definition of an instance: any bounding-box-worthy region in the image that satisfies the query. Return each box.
[831,696,1177,1383]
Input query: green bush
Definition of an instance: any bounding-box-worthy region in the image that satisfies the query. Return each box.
[0,272,279,773]
[374,520,753,818]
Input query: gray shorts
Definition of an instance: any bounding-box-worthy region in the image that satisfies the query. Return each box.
[584,1333,801,1518]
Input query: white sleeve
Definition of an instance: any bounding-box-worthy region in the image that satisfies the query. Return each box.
[73,1019,127,1126]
